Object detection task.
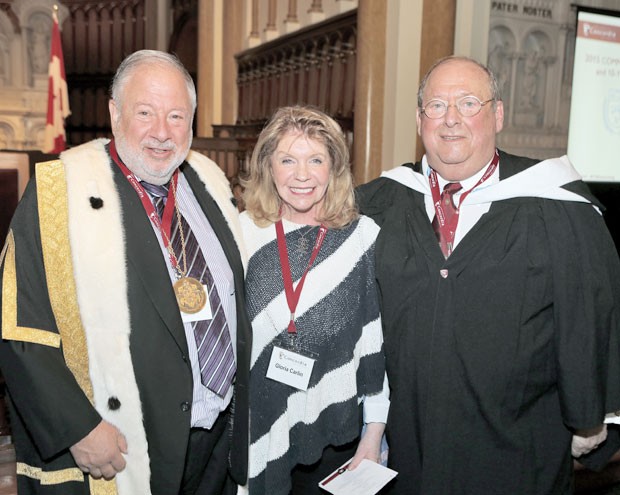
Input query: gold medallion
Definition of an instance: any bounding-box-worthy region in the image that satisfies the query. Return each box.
[173,276,207,314]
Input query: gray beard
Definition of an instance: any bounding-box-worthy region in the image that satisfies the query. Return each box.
[114,134,191,185]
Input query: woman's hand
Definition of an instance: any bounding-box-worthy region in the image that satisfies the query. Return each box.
[348,422,385,470]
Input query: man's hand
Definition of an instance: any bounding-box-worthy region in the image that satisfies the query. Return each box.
[572,424,608,458]
[69,420,128,480]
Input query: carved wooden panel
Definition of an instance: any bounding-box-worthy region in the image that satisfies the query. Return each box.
[60,0,148,145]
[62,0,147,75]
[192,136,253,180]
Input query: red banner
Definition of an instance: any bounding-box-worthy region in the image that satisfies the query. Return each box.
[43,10,71,154]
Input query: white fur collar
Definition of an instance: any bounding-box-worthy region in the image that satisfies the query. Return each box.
[63,138,150,494]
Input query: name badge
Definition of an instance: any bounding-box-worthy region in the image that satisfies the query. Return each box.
[181,285,213,323]
[266,346,315,391]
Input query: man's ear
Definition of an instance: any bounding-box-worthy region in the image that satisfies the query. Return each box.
[416,108,422,137]
[494,100,505,134]
[109,100,119,132]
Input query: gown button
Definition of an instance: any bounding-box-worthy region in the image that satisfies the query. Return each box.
[440,269,449,278]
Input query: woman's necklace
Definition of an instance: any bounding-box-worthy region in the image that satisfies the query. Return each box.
[296,225,319,254]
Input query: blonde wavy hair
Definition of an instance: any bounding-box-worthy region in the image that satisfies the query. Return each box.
[241,105,358,229]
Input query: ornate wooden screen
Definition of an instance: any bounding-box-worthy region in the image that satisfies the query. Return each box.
[235,9,357,133]
[61,0,148,144]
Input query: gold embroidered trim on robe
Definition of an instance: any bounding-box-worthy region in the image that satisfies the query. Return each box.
[1,230,61,347]
[17,462,116,494]
[17,462,85,484]
[36,161,118,495]
[36,160,93,398]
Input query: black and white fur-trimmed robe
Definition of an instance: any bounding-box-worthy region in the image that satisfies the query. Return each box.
[240,214,387,495]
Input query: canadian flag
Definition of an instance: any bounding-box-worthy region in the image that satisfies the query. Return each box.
[43,9,71,154]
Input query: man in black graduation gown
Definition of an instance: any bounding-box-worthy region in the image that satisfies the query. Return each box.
[0,50,250,495]
[357,56,620,494]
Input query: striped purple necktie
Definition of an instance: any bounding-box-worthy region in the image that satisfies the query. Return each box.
[143,181,236,397]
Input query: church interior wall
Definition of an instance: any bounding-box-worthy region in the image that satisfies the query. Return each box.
[0,0,619,165]
[456,0,620,160]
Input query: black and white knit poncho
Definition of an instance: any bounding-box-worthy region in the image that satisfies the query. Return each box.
[240,213,387,495]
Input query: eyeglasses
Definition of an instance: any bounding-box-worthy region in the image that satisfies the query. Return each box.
[420,96,495,119]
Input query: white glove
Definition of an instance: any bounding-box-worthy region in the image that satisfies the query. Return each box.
[571,424,608,457]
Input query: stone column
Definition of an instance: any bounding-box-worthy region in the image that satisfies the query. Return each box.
[355,0,456,181]
[286,0,298,21]
[307,0,324,23]
[308,0,323,13]
[222,0,243,124]
[353,0,386,185]
[415,0,456,160]
[246,0,260,47]
[144,0,169,51]
[264,0,278,41]
[381,0,423,171]
[284,0,300,33]
[197,0,215,136]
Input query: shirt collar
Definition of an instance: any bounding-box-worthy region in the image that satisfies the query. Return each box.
[422,154,499,193]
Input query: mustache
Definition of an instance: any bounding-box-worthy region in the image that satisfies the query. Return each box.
[141,140,176,151]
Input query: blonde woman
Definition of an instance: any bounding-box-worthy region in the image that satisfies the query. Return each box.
[240,106,389,494]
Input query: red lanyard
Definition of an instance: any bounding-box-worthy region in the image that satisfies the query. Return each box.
[109,139,180,268]
[275,220,328,334]
[429,149,499,247]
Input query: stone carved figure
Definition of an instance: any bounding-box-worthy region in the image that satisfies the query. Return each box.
[488,41,512,101]
[28,16,50,75]
[521,49,542,109]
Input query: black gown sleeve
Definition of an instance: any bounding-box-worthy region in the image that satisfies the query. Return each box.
[545,197,620,469]
[0,179,101,461]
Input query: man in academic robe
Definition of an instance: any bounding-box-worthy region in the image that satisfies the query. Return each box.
[357,56,620,494]
[0,50,250,495]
